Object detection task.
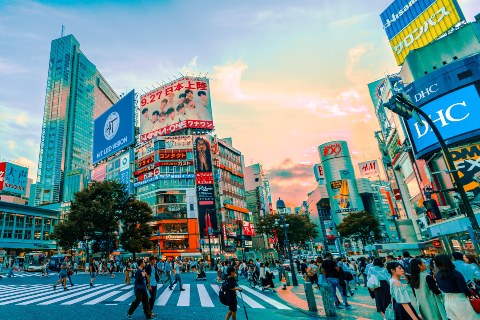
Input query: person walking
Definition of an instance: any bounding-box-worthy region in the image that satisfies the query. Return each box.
[434,254,479,320]
[410,258,447,320]
[387,261,421,320]
[316,257,325,284]
[145,256,158,317]
[156,258,164,284]
[65,257,74,287]
[452,252,477,286]
[262,262,276,292]
[73,261,78,275]
[322,253,355,310]
[40,261,49,278]
[125,259,132,285]
[464,254,480,284]
[225,266,243,320]
[196,259,206,281]
[307,260,319,289]
[109,260,116,279]
[85,261,90,274]
[126,259,154,320]
[359,257,368,287]
[90,259,97,287]
[169,259,185,291]
[367,258,391,319]
[339,258,354,297]
[53,257,69,291]
[399,251,415,296]
[348,259,359,290]
[164,259,173,287]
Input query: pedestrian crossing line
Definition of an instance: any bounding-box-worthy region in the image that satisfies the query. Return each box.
[83,291,122,305]
[15,285,93,305]
[235,291,264,309]
[210,284,220,295]
[0,285,53,301]
[177,284,190,306]
[114,290,135,302]
[240,286,291,310]
[60,285,126,305]
[155,284,176,306]
[197,284,214,307]
[121,285,134,289]
[0,284,46,295]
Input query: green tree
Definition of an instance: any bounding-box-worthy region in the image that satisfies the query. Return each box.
[119,199,155,260]
[51,220,82,257]
[257,214,319,253]
[336,210,382,245]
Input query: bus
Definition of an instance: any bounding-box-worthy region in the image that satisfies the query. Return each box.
[24,252,47,272]
[48,255,72,272]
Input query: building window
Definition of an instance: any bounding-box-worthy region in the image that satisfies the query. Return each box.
[165,238,189,250]
[162,223,188,234]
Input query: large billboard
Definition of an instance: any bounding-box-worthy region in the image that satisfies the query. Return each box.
[381,0,464,65]
[91,151,132,194]
[0,162,28,195]
[140,77,213,142]
[358,160,381,178]
[193,136,218,237]
[93,90,135,165]
[405,84,480,157]
[450,143,480,201]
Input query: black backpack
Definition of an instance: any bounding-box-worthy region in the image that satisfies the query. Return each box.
[401,258,412,274]
[219,279,230,306]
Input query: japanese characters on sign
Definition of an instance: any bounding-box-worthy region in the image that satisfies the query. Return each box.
[157,161,193,167]
[0,162,28,195]
[159,136,193,150]
[158,152,187,160]
[358,160,381,178]
[134,173,195,187]
[140,77,213,141]
[330,180,342,190]
[138,156,155,169]
[196,172,214,185]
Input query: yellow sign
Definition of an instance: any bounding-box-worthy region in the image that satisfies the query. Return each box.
[389,0,462,65]
[450,143,480,196]
[333,179,350,209]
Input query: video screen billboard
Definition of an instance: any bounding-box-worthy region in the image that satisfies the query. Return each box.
[450,143,480,201]
[380,0,464,65]
[0,162,28,195]
[93,90,135,165]
[405,84,480,157]
[193,136,218,237]
[140,77,213,142]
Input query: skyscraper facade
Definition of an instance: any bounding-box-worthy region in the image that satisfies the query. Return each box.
[35,34,119,206]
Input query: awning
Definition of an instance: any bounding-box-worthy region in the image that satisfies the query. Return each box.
[181,252,201,258]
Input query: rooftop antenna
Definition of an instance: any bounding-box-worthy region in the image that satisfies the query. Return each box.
[179,72,184,77]
[156,82,162,87]
[61,24,65,38]
[185,71,189,76]
[192,71,196,77]
[204,72,209,79]
[198,72,202,77]
[167,77,172,82]
[151,85,156,89]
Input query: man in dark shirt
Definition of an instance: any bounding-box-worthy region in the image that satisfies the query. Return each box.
[127,259,154,320]
[225,266,242,320]
[300,259,308,275]
[322,253,355,310]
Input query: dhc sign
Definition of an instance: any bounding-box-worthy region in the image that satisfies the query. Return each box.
[406,85,480,157]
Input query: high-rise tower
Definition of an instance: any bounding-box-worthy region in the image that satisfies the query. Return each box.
[35,34,119,205]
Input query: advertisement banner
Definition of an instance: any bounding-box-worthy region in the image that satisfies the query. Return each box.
[93,90,135,164]
[381,0,464,65]
[0,162,28,195]
[135,142,154,160]
[358,160,381,178]
[140,77,213,141]
[451,143,480,200]
[406,85,480,157]
[157,136,193,150]
[158,152,187,160]
[134,173,195,188]
[243,221,251,236]
[91,164,106,182]
[194,136,218,237]
[381,188,396,215]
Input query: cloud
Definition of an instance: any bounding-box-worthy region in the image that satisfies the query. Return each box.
[15,157,37,180]
[8,141,15,149]
[212,60,251,102]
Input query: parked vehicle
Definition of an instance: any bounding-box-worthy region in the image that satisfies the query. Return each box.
[24,252,46,272]
[48,255,71,271]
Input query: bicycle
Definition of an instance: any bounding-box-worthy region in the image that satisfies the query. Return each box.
[248,273,260,288]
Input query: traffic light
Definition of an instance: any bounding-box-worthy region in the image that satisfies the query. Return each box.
[424,199,441,220]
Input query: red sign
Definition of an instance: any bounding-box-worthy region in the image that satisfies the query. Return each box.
[250,224,255,236]
[393,189,401,200]
[243,221,251,236]
[0,162,6,191]
[323,144,342,157]
[196,172,213,184]
[269,203,273,214]
[223,223,227,245]
[140,120,213,143]
[159,152,187,160]
[134,163,159,176]
[138,156,155,169]
[432,240,441,248]
[318,165,324,178]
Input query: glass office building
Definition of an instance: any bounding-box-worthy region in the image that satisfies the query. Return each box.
[34,34,119,205]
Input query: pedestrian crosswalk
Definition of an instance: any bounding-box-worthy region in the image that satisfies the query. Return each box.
[0,283,292,309]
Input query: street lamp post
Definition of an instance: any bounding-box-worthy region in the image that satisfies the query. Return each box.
[156,230,161,257]
[276,197,298,286]
[206,209,214,269]
[385,93,480,256]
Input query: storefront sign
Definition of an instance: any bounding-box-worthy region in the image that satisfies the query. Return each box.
[138,156,155,169]
[432,240,441,248]
[243,221,252,236]
[330,180,342,190]
[159,152,187,160]
[244,240,253,248]
[157,161,193,167]
[134,173,195,188]
[224,203,249,214]
[358,160,381,178]
[166,235,187,240]
[196,172,214,184]
[223,223,227,245]
[323,143,342,157]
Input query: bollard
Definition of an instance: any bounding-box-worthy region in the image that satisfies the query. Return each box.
[303,283,318,311]
[284,270,290,287]
[318,282,336,317]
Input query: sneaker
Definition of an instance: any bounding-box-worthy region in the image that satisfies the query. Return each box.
[53,285,56,290]
[71,284,74,287]
[180,289,185,291]
[126,313,132,319]
[350,292,355,297]
[90,283,94,287]
[64,288,68,291]
[168,286,173,290]
[335,304,344,309]
[346,305,356,310]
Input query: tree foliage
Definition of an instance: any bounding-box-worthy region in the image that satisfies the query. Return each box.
[336,210,382,244]
[257,214,319,249]
[119,199,154,260]
[51,220,80,255]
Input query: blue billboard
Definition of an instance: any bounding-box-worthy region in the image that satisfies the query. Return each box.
[0,162,28,195]
[406,84,480,157]
[92,90,135,165]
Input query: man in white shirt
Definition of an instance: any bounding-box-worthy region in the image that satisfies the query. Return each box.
[168,259,185,291]
[152,112,166,131]
[164,108,177,126]
[141,111,158,134]
[184,90,211,121]
[141,108,149,127]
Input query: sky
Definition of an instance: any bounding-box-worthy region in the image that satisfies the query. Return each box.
[0,0,479,207]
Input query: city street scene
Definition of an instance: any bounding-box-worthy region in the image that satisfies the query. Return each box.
[1,0,480,319]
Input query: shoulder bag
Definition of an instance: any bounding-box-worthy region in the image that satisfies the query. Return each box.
[367,274,381,289]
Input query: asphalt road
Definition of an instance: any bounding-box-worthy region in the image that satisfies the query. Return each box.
[0,269,323,320]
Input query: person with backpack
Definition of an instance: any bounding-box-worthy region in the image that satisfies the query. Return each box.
[322,253,356,310]
[262,262,276,292]
[221,266,243,320]
[400,251,415,296]
[307,260,319,289]
[145,256,158,317]
[339,258,354,296]
[126,259,154,320]
[367,258,392,319]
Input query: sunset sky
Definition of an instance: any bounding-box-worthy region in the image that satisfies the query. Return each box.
[1,0,479,207]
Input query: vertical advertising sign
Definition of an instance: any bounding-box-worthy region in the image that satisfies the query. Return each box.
[451,143,480,200]
[0,163,28,195]
[358,160,381,178]
[194,136,218,237]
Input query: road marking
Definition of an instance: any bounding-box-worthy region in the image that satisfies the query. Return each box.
[10,285,92,305]
[197,284,214,307]
[61,285,126,305]
[240,286,291,309]
[210,284,220,295]
[83,291,122,305]
[0,286,55,302]
[177,284,190,306]
[155,284,175,306]
[114,290,134,301]
[236,291,264,309]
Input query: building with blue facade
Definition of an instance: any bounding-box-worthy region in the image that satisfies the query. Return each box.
[34,34,119,206]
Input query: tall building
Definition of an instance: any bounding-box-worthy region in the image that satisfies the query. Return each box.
[34,34,119,205]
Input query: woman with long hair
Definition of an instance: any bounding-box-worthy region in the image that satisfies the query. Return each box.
[359,257,368,287]
[307,260,319,289]
[367,258,391,319]
[410,258,447,320]
[387,261,421,320]
[434,254,479,320]
[316,257,324,284]
[464,254,480,283]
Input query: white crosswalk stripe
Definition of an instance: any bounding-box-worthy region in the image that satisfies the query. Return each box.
[0,283,292,309]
